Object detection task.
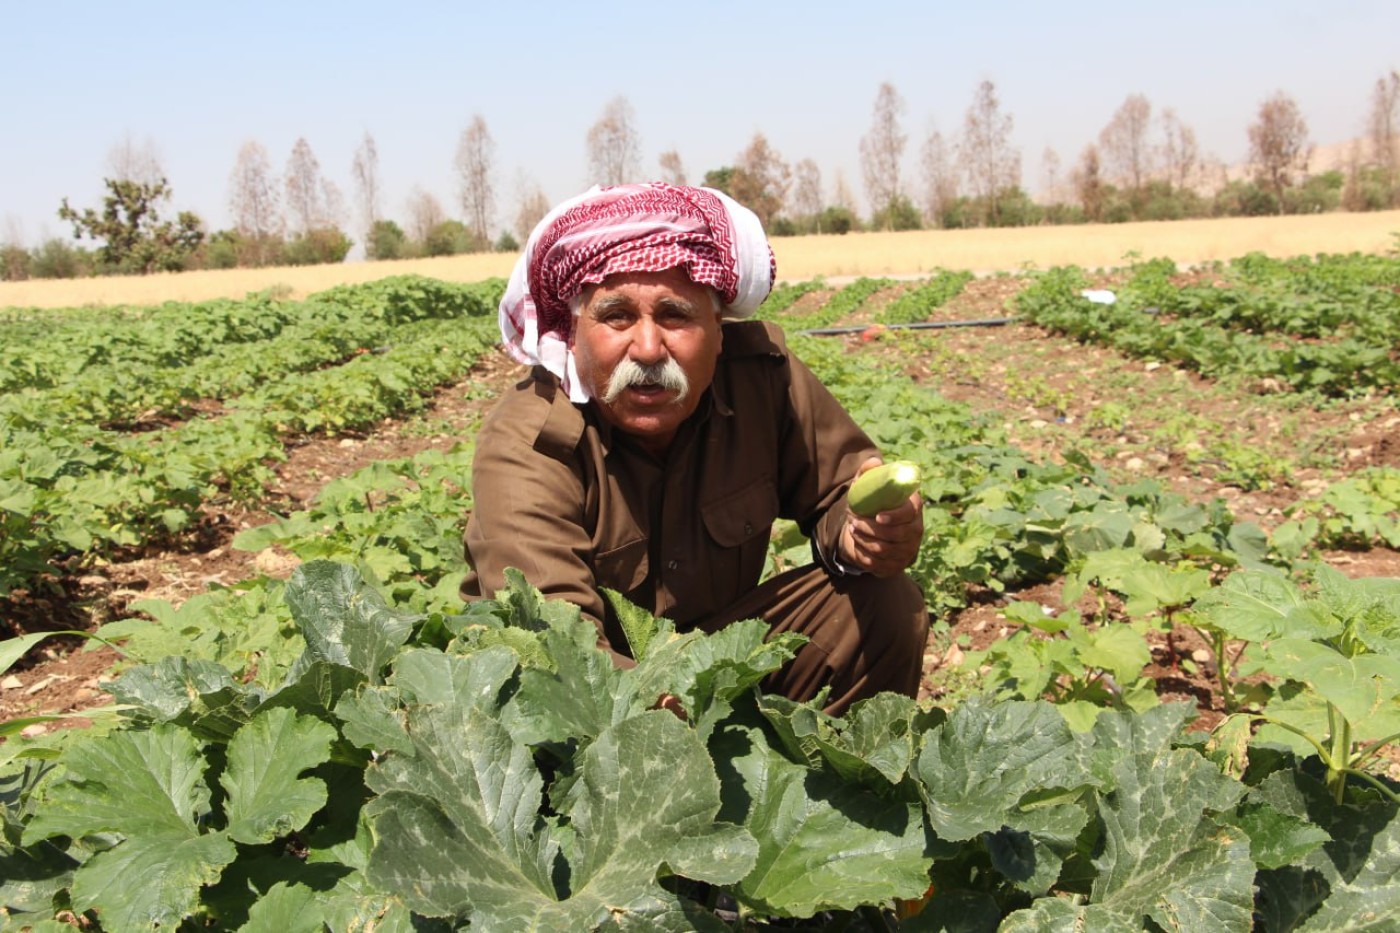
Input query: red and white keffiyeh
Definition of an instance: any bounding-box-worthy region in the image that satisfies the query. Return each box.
[499,183,776,402]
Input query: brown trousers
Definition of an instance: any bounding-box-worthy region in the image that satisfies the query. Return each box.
[695,564,930,716]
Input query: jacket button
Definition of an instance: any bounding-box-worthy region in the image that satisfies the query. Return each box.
[744,522,753,536]
[667,560,678,571]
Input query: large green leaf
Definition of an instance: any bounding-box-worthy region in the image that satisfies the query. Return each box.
[715,722,931,916]
[67,831,239,933]
[366,706,750,930]
[366,707,751,930]
[502,615,636,747]
[758,691,939,789]
[565,714,757,904]
[284,560,417,682]
[338,646,519,756]
[238,880,325,933]
[106,655,259,741]
[1294,804,1400,931]
[913,698,1089,842]
[221,707,336,845]
[1119,562,1211,616]
[998,897,1140,932]
[1252,768,1400,932]
[495,566,585,632]
[1194,569,1309,642]
[21,725,238,933]
[632,619,804,737]
[1087,743,1252,931]
[1260,639,1400,735]
[1231,800,1331,870]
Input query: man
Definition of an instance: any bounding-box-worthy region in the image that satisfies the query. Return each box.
[462,183,927,715]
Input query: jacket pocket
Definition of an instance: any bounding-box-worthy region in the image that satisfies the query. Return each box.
[595,537,650,594]
[701,479,779,548]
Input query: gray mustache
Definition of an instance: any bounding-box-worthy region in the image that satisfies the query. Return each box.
[602,357,690,405]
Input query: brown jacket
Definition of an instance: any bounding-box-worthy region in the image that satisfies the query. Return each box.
[462,320,878,656]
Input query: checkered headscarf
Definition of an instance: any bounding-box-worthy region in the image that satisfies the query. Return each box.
[499,183,776,402]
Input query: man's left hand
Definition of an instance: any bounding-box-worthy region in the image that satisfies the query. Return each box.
[839,457,924,577]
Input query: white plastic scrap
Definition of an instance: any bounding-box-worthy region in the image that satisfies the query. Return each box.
[1080,289,1117,305]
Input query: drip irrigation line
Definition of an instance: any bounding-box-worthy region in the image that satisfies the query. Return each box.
[797,317,1016,336]
[795,306,1161,337]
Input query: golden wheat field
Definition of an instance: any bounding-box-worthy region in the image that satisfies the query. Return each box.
[3,210,1399,310]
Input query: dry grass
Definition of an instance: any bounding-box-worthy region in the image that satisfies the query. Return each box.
[4,211,1399,310]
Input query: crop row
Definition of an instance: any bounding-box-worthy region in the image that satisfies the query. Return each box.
[1015,266,1400,396]
[0,278,502,601]
[0,277,497,430]
[1125,253,1400,345]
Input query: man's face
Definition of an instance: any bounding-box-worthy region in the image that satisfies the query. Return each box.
[570,268,724,457]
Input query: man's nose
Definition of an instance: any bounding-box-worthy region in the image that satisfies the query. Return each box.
[628,317,666,363]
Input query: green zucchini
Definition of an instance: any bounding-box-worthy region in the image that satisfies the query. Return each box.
[847,460,922,516]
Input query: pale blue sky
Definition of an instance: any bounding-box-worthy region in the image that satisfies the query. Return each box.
[3,1,1397,247]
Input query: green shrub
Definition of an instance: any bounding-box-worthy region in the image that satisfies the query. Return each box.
[367,220,409,261]
[816,205,858,235]
[870,195,923,232]
[1,243,30,280]
[199,230,240,270]
[283,227,353,266]
[422,220,483,257]
[29,237,94,279]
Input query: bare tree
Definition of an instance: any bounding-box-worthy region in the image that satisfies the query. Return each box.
[107,133,165,186]
[228,140,281,264]
[514,184,552,242]
[832,169,858,214]
[586,96,642,186]
[284,138,326,235]
[1159,108,1200,192]
[1367,70,1400,205]
[1071,144,1106,222]
[791,158,823,230]
[958,79,1021,225]
[351,131,381,240]
[320,178,347,231]
[406,187,445,244]
[859,82,907,228]
[729,133,791,230]
[657,149,687,186]
[1248,91,1310,211]
[1342,138,1370,211]
[1098,94,1154,200]
[455,115,496,242]
[920,126,959,226]
[1040,147,1062,206]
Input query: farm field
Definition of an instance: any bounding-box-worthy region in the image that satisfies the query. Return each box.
[2,243,1399,929]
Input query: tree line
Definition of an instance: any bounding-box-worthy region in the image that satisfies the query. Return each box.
[3,69,1398,282]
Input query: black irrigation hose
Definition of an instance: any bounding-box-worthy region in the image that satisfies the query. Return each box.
[796,306,1161,337]
[798,317,1016,336]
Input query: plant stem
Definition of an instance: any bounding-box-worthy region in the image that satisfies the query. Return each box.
[1326,704,1352,804]
[1210,629,1238,713]
[1340,767,1400,805]
[1352,731,1400,769]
